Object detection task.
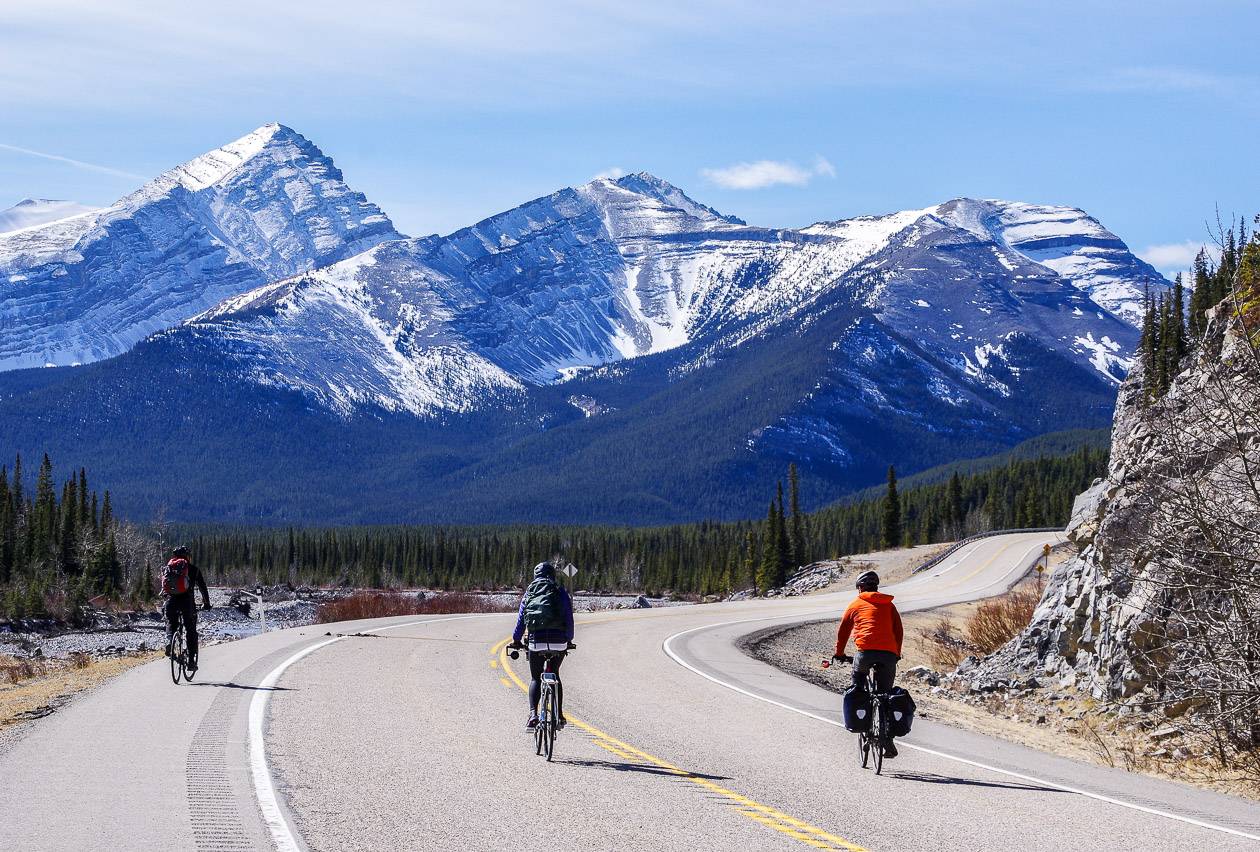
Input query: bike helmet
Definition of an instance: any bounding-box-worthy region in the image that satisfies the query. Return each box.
[533,562,556,579]
[855,570,879,590]
[172,545,190,559]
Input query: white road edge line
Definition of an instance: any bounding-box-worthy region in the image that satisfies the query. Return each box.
[248,614,497,852]
[662,618,1260,843]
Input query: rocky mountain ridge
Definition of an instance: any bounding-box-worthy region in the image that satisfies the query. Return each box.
[0,124,400,370]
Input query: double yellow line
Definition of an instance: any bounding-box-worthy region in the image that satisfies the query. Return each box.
[490,639,866,851]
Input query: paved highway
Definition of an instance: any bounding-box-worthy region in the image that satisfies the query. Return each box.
[3,532,1258,851]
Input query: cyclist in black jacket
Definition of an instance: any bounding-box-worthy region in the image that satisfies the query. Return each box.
[163,546,211,672]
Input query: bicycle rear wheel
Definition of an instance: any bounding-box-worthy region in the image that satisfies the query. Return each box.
[871,698,885,776]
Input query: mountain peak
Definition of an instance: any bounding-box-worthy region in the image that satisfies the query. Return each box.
[581,171,745,227]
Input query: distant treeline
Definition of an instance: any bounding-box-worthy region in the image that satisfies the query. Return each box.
[180,443,1106,597]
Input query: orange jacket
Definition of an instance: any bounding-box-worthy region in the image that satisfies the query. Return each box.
[834,591,903,656]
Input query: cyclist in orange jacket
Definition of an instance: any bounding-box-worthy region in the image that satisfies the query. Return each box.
[833,569,903,756]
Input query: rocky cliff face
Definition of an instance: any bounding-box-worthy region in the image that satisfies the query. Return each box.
[970,304,1260,707]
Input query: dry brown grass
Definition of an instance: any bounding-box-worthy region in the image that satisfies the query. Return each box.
[315,591,514,623]
[1,652,160,728]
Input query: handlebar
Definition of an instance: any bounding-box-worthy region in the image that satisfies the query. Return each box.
[822,654,853,669]
[505,640,576,660]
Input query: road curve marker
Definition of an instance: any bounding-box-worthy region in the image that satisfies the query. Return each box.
[496,640,865,851]
[662,620,1260,844]
[249,614,501,852]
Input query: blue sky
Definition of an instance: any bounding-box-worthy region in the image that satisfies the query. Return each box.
[2,1,1256,276]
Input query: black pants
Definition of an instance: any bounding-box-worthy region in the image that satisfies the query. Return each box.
[528,652,565,718]
[164,594,198,663]
[853,649,897,693]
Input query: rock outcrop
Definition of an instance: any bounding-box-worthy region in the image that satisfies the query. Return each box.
[971,304,1260,705]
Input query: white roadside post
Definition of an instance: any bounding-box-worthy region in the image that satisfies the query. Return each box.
[254,585,267,633]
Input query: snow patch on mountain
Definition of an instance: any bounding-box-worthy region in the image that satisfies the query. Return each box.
[1072,332,1128,383]
[186,246,522,416]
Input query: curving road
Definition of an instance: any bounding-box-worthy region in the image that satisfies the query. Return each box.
[3,532,1258,851]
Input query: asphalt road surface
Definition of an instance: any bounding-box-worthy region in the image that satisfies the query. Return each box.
[3,532,1258,851]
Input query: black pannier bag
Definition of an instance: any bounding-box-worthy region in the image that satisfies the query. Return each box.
[887,686,916,737]
[842,683,873,733]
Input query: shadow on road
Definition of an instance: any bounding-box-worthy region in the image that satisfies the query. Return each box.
[888,770,1065,793]
[557,758,730,781]
[186,681,293,692]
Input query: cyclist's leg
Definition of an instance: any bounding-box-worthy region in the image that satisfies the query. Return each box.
[851,650,874,687]
[163,597,178,654]
[552,653,566,722]
[870,650,897,693]
[527,651,544,716]
[184,597,199,667]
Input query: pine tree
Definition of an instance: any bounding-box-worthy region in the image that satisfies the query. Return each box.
[946,472,964,538]
[788,464,805,567]
[742,531,758,593]
[100,491,113,531]
[1189,248,1212,338]
[757,502,785,593]
[1171,274,1188,365]
[882,465,901,549]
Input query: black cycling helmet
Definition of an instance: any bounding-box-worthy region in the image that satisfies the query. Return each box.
[172,545,190,559]
[855,570,879,591]
[533,561,556,579]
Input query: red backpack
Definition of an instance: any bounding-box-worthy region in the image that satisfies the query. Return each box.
[162,558,192,595]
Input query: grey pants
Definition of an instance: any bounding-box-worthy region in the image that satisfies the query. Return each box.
[853,649,898,693]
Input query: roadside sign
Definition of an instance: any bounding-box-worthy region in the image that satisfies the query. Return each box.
[1043,543,1051,556]
[562,563,578,578]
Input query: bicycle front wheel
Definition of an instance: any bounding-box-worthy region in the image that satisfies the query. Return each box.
[544,687,558,762]
[535,685,547,756]
[170,635,183,685]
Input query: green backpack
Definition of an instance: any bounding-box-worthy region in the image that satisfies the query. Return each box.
[523,577,565,633]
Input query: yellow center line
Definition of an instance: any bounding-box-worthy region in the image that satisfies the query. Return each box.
[495,639,866,852]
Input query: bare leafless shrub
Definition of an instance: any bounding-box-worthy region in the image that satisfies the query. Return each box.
[0,654,47,684]
[923,617,969,669]
[315,591,514,623]
[965,591,1040,655]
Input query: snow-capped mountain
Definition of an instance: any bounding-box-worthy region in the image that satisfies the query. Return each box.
[0,124,400,370]
[0,126,1171,523]
[0,199,99,234]
[171,173,1158,418]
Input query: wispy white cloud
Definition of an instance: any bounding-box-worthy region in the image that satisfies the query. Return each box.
[0,142,144,180]
[1138,241,1203,271]
[1092,66,1250,95]
[701,155,836,190]
[592,166,626,180]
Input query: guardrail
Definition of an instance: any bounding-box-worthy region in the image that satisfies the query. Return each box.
[911,527,1066,574]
